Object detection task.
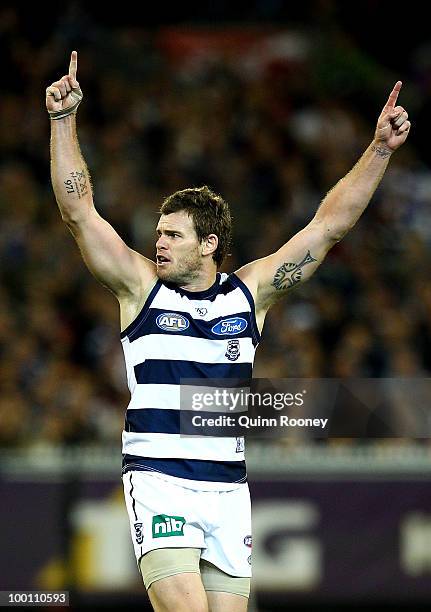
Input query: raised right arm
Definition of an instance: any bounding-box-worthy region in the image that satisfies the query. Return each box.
[47,51,157,301]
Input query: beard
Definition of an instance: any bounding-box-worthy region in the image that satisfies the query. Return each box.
[156,249,202,285]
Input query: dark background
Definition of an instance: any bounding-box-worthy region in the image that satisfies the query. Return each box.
[2,1,431,610]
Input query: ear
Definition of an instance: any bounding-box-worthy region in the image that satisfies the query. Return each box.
[201,234,218,257]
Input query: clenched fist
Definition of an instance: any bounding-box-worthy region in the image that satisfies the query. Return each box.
[46,51,83,120]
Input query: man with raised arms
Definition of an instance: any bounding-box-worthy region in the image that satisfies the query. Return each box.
[47,51,410,612]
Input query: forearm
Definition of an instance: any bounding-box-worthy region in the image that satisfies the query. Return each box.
[314,140,393,241]
[50,114,93,224]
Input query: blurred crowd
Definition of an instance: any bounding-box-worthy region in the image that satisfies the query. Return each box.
[2,5,431,447]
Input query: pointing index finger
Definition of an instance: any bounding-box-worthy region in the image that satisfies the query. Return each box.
[384,80,402,111]
[69,50,78,80]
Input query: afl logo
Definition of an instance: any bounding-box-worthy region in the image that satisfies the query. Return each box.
[156,313,190,332]
[212,317,248,336]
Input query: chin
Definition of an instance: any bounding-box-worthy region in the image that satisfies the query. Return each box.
[156,267,169,279]
[157,267,176,282]
[157,267,191,286]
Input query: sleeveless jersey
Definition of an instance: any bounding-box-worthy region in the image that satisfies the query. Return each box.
[120,272,260,484]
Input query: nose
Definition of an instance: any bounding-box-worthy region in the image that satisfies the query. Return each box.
[156,234,168,250]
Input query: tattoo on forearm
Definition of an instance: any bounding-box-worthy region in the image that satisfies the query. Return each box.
[271,251,317,290]
[64,169,89,198]
[371,144,392,158]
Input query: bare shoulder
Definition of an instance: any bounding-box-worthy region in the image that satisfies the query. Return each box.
[234,261,267,333]
[131,249,158,285]
[118,252,158,333]
[234,262,260,300]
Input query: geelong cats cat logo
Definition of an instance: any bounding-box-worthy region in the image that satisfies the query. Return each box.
[225,339,240,361]
[134,522,144,544]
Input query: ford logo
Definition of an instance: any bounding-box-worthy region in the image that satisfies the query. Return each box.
[156,312,190,332]
[211,317,248,336]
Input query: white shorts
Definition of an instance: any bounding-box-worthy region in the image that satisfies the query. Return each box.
[122,470,252,578]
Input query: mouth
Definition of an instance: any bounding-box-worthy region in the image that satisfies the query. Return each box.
[156,255,171,266]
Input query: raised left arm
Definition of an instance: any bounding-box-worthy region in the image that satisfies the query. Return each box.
[236,81,411,323]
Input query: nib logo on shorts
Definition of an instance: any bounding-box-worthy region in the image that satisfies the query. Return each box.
[152,514,186,538]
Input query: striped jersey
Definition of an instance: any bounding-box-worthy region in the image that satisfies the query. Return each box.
[120,272,260,487]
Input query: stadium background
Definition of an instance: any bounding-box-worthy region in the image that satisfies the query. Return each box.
[2,1,431,609]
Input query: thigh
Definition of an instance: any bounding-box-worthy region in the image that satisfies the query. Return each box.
[201,485,252,579]
[122,471,206,564]
[148,571,209,612]
[140,547,201,591]
[143,550,248,612]
[206,591,248,612]
[200,558,249,609]
[140,542,207,612]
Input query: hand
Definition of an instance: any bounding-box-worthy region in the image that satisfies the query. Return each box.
[374,81,411,151]
[46,51,83,119]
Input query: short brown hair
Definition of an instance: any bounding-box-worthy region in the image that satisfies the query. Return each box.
[160,186,232,267]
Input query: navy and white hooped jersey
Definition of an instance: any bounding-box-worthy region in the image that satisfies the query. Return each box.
[120,272,261,486]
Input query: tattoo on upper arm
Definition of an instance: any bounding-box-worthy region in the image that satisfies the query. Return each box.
[64,169,89,198]
[271,251,317,290]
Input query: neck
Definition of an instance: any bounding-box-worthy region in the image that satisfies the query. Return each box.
[179,270,218,292]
